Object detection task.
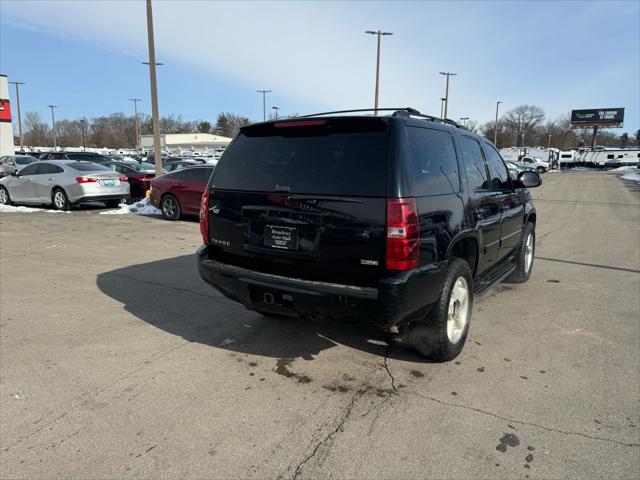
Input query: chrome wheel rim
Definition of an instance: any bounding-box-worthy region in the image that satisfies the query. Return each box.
[54,191,65,209]
[0,188,7,204]
[447,277,470,344]
[162,198,176,217]
[524,233,534,273]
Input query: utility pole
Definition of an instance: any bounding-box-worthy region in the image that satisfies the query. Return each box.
[144,0,163,176]
[440,97,446,119]
[460,117,469,128]
[439,72,457,120]
[494,101,502,146]
[48,105,58,150]
[256,90,271,121]
[80,119,86,151]
[591,126,598,150]
[9,81,25,151]
[129,98,142,150]
[547,134,552,149]
[365,30,393,115]
[272,106,280,120]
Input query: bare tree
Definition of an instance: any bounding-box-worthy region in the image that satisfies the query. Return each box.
[214,112,250,138]
[502,105,545,146]
[23,112,50,146]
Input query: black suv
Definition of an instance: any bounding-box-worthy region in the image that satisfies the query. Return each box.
[197,108,541,361]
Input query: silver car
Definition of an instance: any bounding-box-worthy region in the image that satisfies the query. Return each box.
[0,155,36,177]
[0,160,130,210]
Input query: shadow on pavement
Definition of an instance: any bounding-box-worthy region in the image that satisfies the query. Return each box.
[96,254,427,363]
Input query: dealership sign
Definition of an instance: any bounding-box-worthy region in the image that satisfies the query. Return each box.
[570,108,624,128]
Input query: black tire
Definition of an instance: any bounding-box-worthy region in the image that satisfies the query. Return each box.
[398,258,474,362]
[160,194,181,220]
[104,199,122,208]
[536,166,546,174]
[51,188,70,211]
[507,222,535,283]
[0,186,12,206]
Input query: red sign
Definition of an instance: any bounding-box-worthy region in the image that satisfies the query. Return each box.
[0,99,11,122]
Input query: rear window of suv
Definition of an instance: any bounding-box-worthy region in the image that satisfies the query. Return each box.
[212,118,389,196]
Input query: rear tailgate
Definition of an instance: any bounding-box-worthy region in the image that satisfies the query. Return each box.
[206,117,390,287]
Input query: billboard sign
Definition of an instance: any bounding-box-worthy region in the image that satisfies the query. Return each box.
[570,108,624,128]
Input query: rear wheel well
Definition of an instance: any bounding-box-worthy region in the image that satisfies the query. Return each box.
[527,212,536,225]
[449,237,479,277]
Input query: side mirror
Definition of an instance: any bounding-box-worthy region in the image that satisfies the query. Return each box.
[517,171,541,188]
[11,171,18,177]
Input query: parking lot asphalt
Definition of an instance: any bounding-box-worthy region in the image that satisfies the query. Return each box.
[1,171,639,479]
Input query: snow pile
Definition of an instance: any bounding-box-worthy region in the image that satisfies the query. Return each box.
[611,166,638,172]
[100,198,161,216]
[0,204,69,213]
[620,173,640,183]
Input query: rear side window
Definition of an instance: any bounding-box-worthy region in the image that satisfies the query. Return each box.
[15,156,34,165]
[38,163,64,175]
[212,118,389,196]
[175,168,212,183]
[483,145,510,191]
[460,137,489,191]
[407,127,460,196]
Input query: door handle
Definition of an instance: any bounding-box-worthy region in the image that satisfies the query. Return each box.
[48,177,55,181]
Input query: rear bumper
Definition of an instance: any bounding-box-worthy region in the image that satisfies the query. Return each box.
[196,245,446,328]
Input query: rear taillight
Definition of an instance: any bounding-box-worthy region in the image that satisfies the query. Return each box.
[119,177,128,182]
[76,177,98,183]
[199,188,210,244]
[386,197,419,271]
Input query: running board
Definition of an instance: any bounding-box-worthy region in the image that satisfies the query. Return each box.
[473,260,516,297]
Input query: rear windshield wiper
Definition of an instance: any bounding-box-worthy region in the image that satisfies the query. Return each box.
[288,195,364,204]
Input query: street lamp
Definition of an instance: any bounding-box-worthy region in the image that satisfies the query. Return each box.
[439,72,457,119]
[494,101,502,146]
[144,0,164,176]
[365,30,393,115]
[129,98,142,150]
[9,81,25,151]
[256,90,271,122]
[460,117,469,127]
[80,119,86,151]
[272,106,280,120]
[440,97,446,119]
[47,105,58,150]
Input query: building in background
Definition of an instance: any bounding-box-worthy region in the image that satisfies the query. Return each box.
[139,133,232,154]
[0,74,14,156]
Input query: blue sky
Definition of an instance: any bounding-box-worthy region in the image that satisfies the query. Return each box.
[1,0,638,132]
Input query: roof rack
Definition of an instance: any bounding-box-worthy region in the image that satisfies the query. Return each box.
[299,107,465,129]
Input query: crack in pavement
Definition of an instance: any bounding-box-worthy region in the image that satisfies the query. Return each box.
[408,390,640,448]
[291,344,399,479]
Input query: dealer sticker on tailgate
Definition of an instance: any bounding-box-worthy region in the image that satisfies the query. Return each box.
[264,225,299,250]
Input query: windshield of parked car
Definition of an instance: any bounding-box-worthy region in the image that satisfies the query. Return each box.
[213,118,389,196]
[15,156,35,165]
[68,162,111,172]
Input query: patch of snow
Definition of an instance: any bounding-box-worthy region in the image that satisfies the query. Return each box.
[611,166,638,172]
[100,198,161,216]
[568,167,595,171]
[620,173,640,183]
[219,338,236,346]
[0,204,69,213]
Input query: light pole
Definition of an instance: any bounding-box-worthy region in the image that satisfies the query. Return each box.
[144,0,163,176]
[129,98,142,150]
[548,134,552,149]
[256,90,271,121]
[9,81,25,151]
[365,30,393,115]
[439,72,457,119]
[272,106,280,120]
[460,117,469,128]
[80,119,86,151]
[494,101,502,146]
[440,97,446,119]
[48,105,58,150]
